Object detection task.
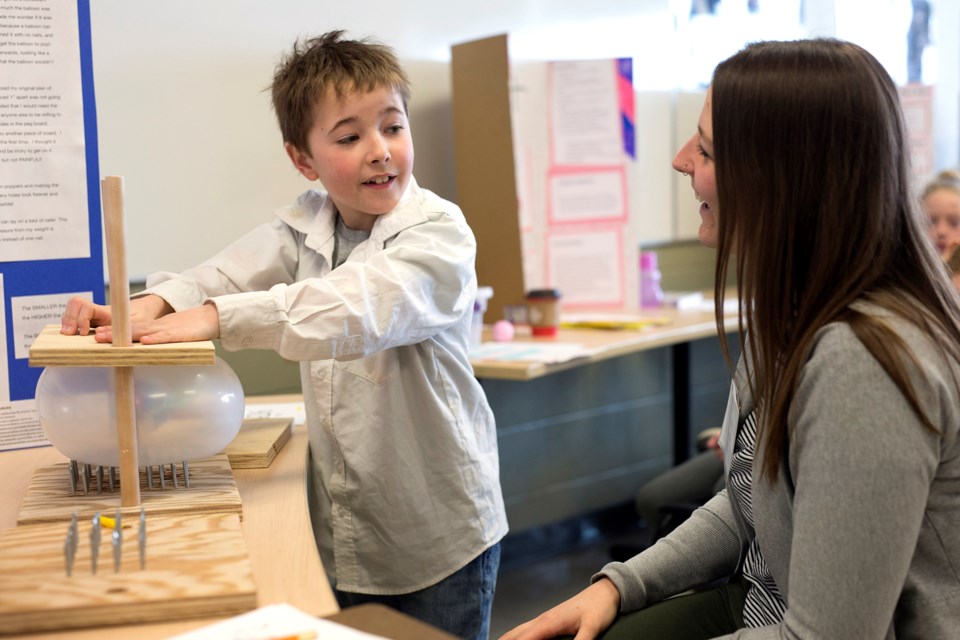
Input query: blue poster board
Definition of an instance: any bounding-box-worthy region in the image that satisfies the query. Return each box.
[1,0,103,402]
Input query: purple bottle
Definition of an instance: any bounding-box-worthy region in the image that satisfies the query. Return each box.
[639,251,664,308]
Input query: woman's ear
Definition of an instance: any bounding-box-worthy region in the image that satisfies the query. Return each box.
[285,142,319,181]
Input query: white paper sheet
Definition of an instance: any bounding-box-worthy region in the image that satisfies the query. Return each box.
[167,603,388,640]
[0,0,90,262]
[11,290,90,359]
[546,229,623,306]
[549,169,626,222]
[244,401,307,426]
[470,341,595,364]
[549,59,621,166]
[0,274,48,451]
[0,399,45,451]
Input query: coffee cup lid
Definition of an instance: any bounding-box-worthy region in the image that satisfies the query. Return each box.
[525,288,561,300]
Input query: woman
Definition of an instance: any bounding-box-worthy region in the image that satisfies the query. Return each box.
[501,39,960,640]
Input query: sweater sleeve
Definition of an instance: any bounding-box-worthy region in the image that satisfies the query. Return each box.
[718,321,946,639]
[595,488,745,612]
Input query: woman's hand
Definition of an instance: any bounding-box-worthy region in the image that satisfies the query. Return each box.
[498,578,621,640]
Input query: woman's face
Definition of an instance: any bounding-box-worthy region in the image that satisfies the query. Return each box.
[672,90,718,248]
[925,187,960,256]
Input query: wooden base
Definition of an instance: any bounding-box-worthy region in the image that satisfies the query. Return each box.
[0,512,257,635]
[222,419,292,469]
[28,325,215,367]
[17,455,241,526]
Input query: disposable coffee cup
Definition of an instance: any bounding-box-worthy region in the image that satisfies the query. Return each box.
[525,289,561,337]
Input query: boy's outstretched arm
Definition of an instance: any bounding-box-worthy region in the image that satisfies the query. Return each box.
[61,294,174,336]
[90,302,220,345]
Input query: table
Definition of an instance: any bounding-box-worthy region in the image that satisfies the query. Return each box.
[0,395,336,639]
[472,305,738,381]
[472,305,739,465]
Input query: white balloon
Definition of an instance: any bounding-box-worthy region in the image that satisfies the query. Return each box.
[36,358,245,467]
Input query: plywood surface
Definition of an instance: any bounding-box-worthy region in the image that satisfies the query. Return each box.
[223,419,292,469]
[0,512,257,635]
[17,454,241,526]
[28,325,215,367]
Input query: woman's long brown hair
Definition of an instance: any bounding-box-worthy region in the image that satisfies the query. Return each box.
[710,39,960,481]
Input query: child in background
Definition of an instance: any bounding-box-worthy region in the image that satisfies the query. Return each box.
[923,168,960,289]
[61,31,507,640]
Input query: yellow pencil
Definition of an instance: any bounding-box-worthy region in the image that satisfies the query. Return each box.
[268,631,317,640]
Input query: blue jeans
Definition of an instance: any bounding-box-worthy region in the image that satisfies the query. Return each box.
[335,543,500,640]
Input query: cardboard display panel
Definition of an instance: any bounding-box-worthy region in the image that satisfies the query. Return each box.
[451,34,526,322]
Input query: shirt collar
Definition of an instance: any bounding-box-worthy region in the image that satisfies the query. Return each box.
[275,176,428,253]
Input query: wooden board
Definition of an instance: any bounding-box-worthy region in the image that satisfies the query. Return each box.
[222,419,292,469]
[0,512,257,635]
[28,325,215,367]
[17,455,241,526]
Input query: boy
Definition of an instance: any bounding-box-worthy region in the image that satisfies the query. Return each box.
[61,31,507,639]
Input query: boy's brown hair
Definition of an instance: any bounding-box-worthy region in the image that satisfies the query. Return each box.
[270,30,410,155]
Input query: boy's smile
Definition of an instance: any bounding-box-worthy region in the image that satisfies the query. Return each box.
[285,85,414,231]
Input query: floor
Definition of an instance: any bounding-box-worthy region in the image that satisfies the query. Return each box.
[488,507,653,639]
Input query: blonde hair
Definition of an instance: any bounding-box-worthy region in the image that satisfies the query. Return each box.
[922,169,960,200]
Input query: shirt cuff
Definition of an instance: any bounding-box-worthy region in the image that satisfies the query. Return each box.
[211,290,286,351]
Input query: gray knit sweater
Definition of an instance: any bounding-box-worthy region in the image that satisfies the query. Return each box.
[598,302,960,638]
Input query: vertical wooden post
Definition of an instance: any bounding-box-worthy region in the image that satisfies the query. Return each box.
[101,176,140,507]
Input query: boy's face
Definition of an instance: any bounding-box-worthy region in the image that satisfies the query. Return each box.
[286,85,413,231]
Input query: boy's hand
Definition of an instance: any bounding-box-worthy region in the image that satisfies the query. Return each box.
[61,297,112,336]
[92,303,220,345]
[61,294,174,336]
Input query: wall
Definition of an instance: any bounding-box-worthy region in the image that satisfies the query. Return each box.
[88,0,671,279]
[96,0,947,406]
[89,1,959,284]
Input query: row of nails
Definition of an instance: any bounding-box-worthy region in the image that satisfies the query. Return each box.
[69,460,191,494]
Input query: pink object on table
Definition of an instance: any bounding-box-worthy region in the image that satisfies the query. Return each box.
[492,319,515,341]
